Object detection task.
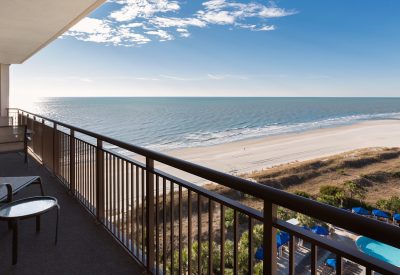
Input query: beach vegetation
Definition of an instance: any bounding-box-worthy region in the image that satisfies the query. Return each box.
[336,168,346,175]
[344,180,366,202]
[296,213,317,228]
[241,148,400,209]
[293,190,312,199]
[252,224,264,248]
[376,196,400,213]
[225,208,234,229]
[156,148,400,274]
[392,171,400,178]
[164,227,268,274]
[277,207,296,220]
[318,185,345,207]
[224,208,247,229]
[254,262,263,275]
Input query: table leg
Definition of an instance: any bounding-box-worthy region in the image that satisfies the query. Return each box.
[12,220,18,265]
[36,216,41,232]
[38,178,45,196]
[55,206,59,244]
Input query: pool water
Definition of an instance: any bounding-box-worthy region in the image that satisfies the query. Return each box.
[355,236,400,267]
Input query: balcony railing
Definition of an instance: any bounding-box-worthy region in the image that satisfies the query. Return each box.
[7,108,400,275]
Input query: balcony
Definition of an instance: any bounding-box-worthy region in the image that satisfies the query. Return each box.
[1,108,399,275]
[0,153,145,274]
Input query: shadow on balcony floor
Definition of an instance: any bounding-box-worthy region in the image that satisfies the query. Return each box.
[0,153,145,275]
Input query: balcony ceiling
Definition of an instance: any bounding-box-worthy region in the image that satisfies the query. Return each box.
[0,0,105,64]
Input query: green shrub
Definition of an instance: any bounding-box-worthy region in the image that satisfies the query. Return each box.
[277,207,296,220]
[317,194,339,207]
[376,196,400,213]
[392,171,400,178]
[238,245,249,274]
[344,180,366,201]
[186,241,220,274]
[376,199,389,211]
[320,185,344,197]
[252,224,264,248]
[293,190,312,199]
[221,239,234,269]
[296,213,317,228]
[167,248,188,274]
[318,185,345,207]
[336,168,346,175]
[387,196,400,212]
[343,197,372,209]
[224,208,247,229]
[254,262,263,275]
[225,208,234,229]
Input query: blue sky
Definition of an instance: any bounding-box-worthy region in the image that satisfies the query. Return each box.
[11,0,400,103]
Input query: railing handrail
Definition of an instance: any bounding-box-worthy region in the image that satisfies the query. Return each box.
[8,107,400,250]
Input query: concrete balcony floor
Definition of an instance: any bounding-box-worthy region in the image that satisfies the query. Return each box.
[0,152,145,275]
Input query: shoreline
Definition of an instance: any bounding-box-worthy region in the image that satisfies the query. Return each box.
[152,119,400,184]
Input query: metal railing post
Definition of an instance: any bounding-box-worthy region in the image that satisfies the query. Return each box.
[311,244,317,275]
[336,255,343,275]
[18,111,22,126]
[31,115,35,152]
[70,130,75,195]
[52,123,58,175]
[263,200,277,275]
[289,235,295,275]
[96,139,104,222]
[41,119,44,161]
[146,157,155,272]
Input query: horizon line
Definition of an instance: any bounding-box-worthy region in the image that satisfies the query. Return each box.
[31,96,400,99]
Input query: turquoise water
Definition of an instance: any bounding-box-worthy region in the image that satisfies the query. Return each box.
[18,97,400,151]
[355,236,400,267]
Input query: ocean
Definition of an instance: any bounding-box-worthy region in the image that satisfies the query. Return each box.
[19,97,400,152]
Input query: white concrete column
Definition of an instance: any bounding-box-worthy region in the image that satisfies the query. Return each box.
[0,64,10,116]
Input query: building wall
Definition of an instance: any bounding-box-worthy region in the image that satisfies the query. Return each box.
[0,64,10,116]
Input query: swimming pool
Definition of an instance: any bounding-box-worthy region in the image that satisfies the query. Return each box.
[355,236,400,267]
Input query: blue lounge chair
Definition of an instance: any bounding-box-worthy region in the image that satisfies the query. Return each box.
[255,231,291,260]
[393,213,400,225]
[352,207,370,216]
[311,225,329,236]
[277,231,290,248]
[372,209,390,220]
[255,247,264,261]
[325,258,336,270]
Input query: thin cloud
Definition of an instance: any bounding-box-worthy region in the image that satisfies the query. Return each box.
[207,73,248,80]
[199,0,296,22]
[160,73,249,81]
[64,0,297,46]
[160,74,194,81]
[236,23,275,31]
[109,0,180,22]
[176,28,190,37]
[149,17,207,28]
[145,29,174,41]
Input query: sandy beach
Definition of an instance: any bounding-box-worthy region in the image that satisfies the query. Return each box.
[155,119,400,184]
